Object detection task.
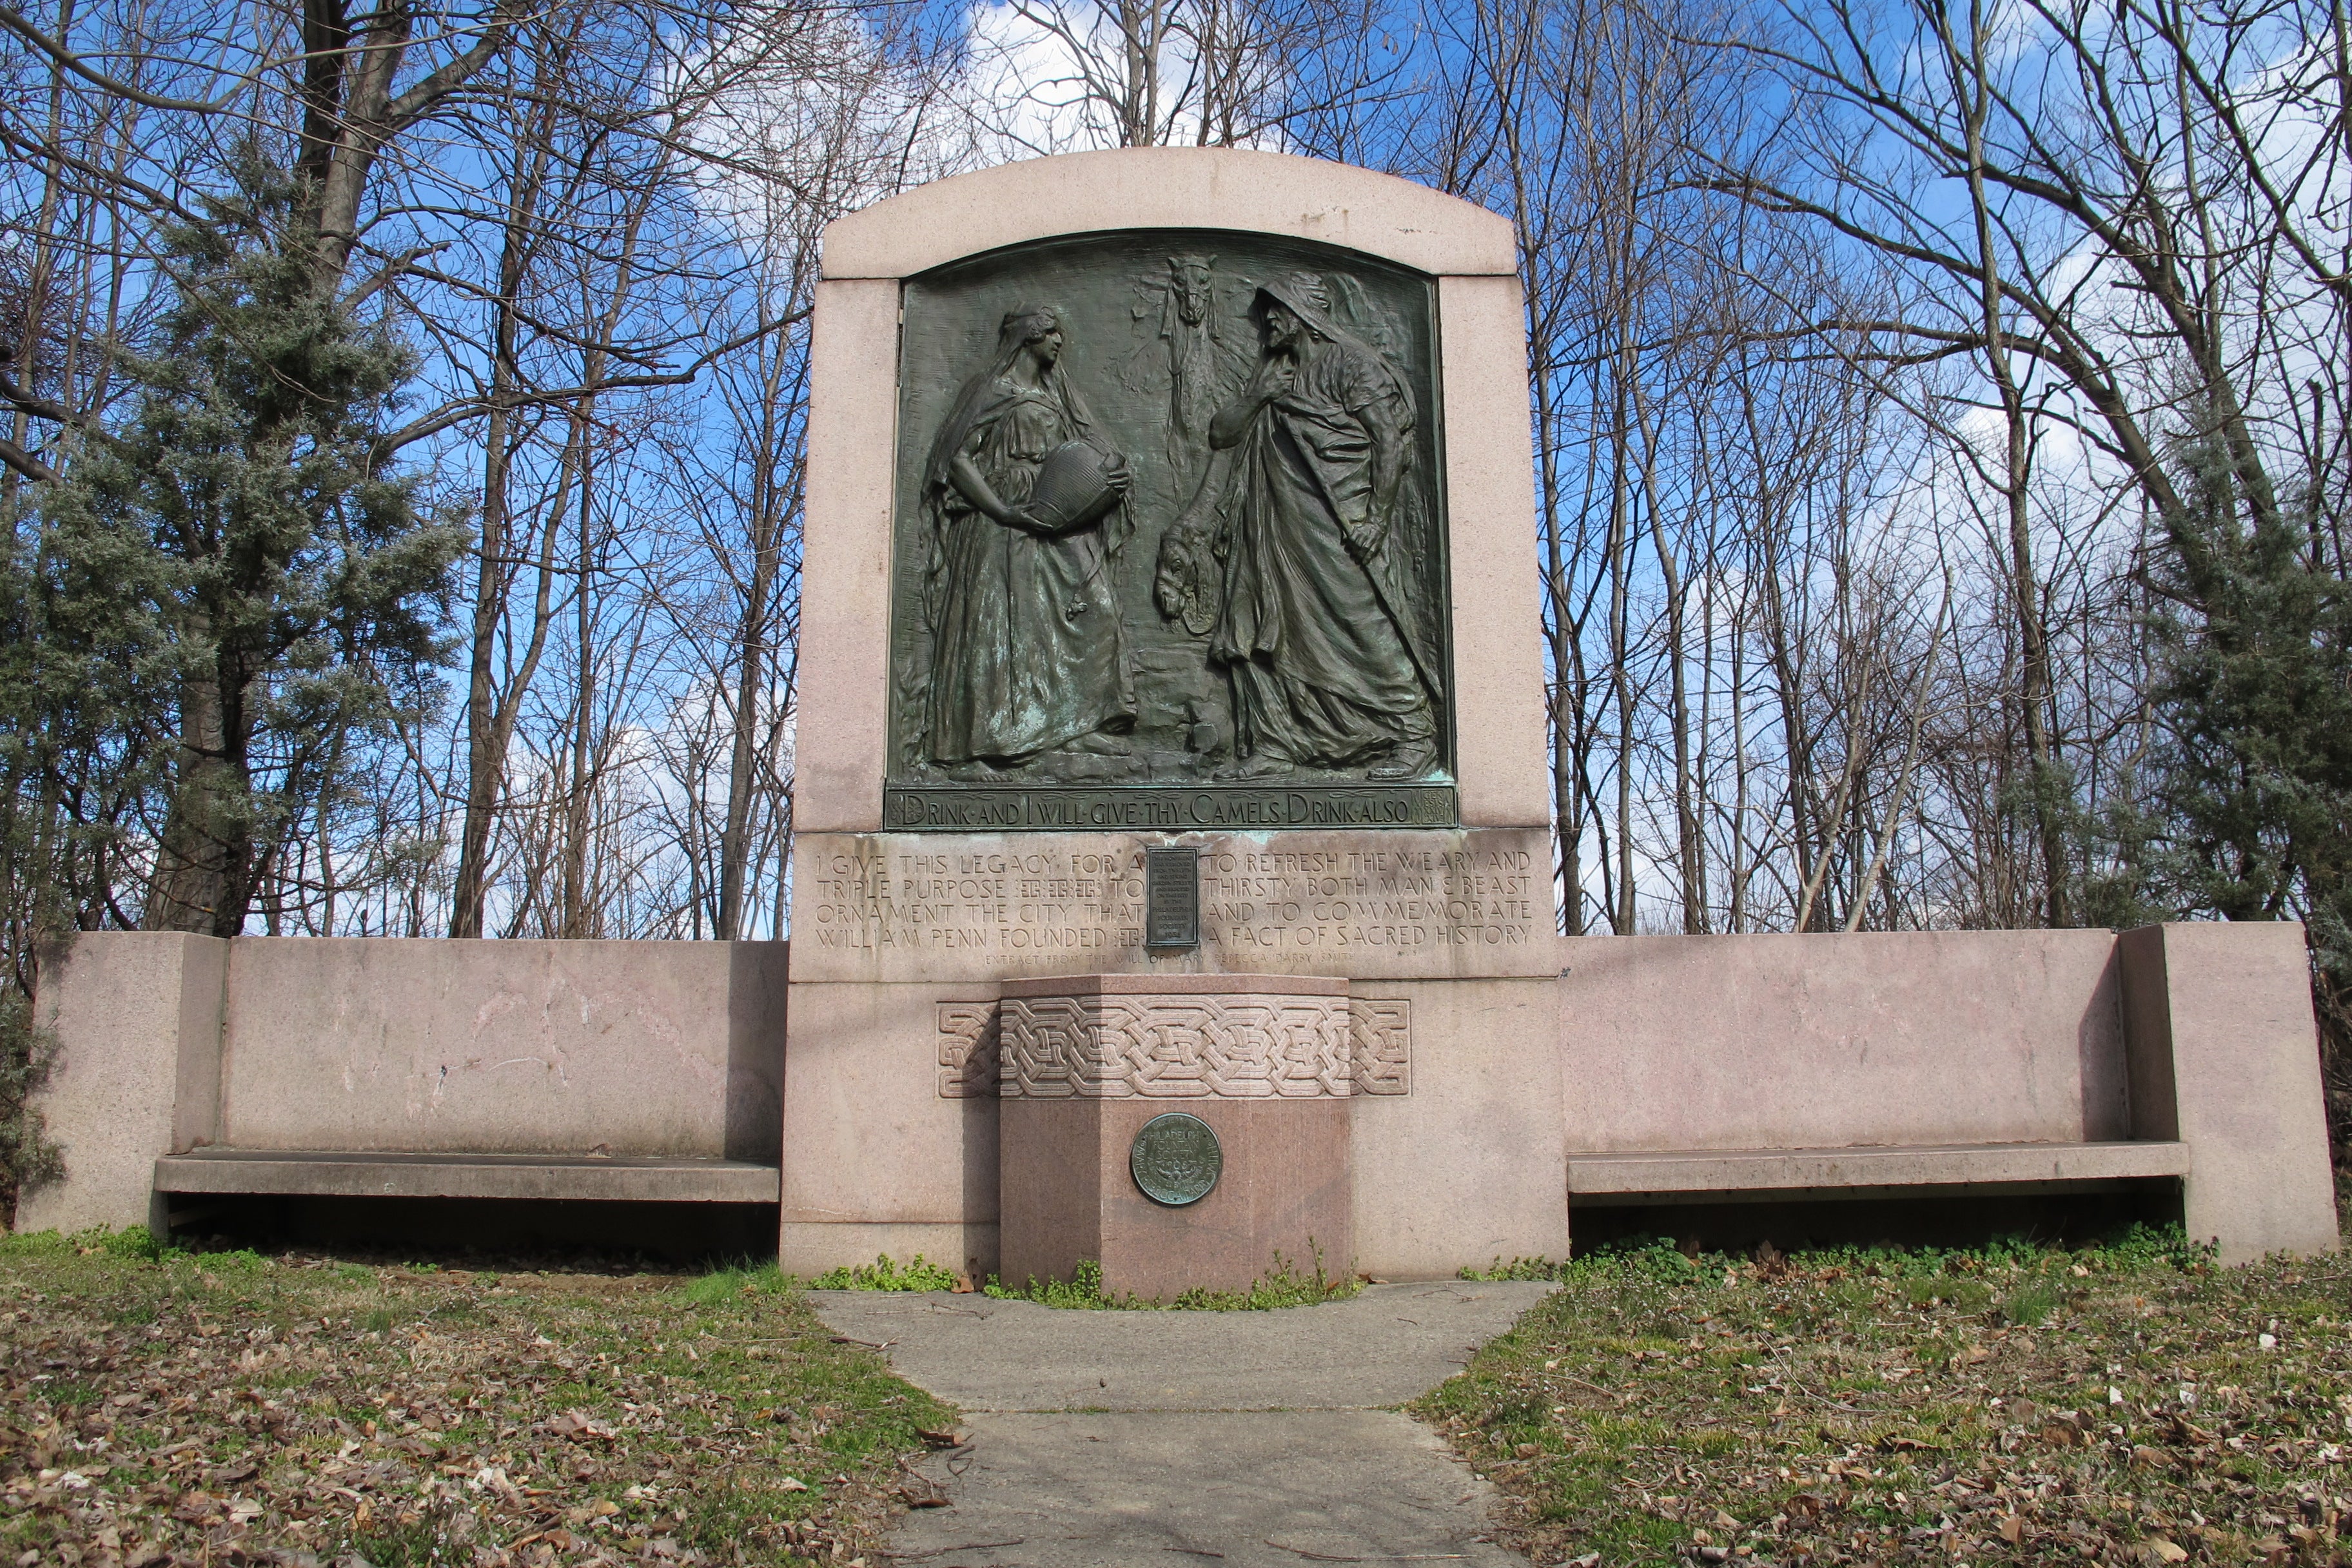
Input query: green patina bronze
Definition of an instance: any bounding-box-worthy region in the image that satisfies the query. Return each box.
[886,230,1456,829]
[1130,1111,1223,1206]
[1144,844,1201,949]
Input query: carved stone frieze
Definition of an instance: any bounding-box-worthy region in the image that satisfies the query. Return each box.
[936,995,1409,1099]
[1349,998,1411,1095]
[1004,993,1353,1099]
[936,1003,1001,1098]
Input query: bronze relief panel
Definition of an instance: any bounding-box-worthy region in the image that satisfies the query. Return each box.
[885,230,1455,831]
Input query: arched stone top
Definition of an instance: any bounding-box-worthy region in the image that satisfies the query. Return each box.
[819,147,1516,280]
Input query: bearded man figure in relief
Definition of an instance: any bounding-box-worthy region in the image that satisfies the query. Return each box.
[1193,272,1441,781]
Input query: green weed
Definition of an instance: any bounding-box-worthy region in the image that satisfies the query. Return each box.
[986,1256,1110,1308]
[188,1245,270,1273]
[810,1253,960,1291]
[1460,1255,1571,1282]
[0,1228,72,1257]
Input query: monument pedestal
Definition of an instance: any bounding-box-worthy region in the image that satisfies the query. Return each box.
[779,150,1573,1284]
[995,975,1357,1298]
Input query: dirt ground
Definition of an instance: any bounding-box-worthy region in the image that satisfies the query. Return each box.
[1423,1230,2352,1565]
[0,1237,952,1567]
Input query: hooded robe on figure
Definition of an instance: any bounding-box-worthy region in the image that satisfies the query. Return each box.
[1206,273,1441,772]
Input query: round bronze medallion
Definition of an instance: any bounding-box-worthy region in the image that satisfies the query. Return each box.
[1130,1112,1222,1207]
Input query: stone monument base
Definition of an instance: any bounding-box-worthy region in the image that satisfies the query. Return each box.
[995,974,1357,1298]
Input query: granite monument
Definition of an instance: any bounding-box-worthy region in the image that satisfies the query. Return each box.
[785,147,1566,1291]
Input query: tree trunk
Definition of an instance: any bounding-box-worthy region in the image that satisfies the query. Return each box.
[448,309,522,938]
[718,479,783,939]
[559,447,596,940]
[1942,0,2066,926]
[146,633,247,937]
[1649,508,1703,932]
[449,106,560,936]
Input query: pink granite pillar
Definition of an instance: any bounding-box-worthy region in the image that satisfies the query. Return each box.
[996,974,1357,1298]
[2119,921,2338,1262]
[19,932,227,1234]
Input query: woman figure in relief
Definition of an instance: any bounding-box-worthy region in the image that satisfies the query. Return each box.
[922,303,1138,769]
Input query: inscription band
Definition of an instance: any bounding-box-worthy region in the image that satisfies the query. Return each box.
[883,784,1458,832]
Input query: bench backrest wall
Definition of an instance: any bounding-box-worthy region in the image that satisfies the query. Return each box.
[217,938,787,1162]
[1560,929,2131,1152]
[19,933,788,1233]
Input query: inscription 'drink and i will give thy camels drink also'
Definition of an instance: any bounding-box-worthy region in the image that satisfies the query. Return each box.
[801,842,1539,956]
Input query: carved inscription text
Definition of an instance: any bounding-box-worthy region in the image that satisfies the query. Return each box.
[803,839,1538,960]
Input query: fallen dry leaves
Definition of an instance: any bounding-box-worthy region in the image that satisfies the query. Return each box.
[1423,1232,2352,1566]
[0,1240,954,1567]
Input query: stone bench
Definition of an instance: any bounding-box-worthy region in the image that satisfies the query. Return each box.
[1567,1140,2191,1203]
[149,1150,780,1236]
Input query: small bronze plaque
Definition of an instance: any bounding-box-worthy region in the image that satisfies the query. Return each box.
[1130,1112,1222,1206]
[1144,845,1200,950]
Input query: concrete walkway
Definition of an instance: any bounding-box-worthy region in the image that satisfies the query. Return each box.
[807,1280,1554,1567]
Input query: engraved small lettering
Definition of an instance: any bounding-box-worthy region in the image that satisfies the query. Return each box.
[807,837,1533,963]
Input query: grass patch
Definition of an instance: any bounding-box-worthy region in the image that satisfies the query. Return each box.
[0,1233,953,1564]
[1997,1276,2060,1326]
[984,1247,1363,1309]
[799,1245,1365,1311]
[0,1223,179,1262]
[682,1259,792,1305]
[1420,1224,2352,1566]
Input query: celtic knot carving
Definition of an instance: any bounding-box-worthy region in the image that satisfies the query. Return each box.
[936,1003,1000,1097]
[1349,998,1411,1095]
[936,995,1409,1099]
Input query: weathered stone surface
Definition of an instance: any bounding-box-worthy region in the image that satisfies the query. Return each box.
[153,1149,779,1202]
[998,990,1355,1099]
[992,974,1357,1297]
[792,278,901,837]
[819,146,1519,281]
[1349,976,1568,1278]
[217,938,785,1161]
[808,1278,1551,1568]
[1558,929,2133,1153]
[1566,1141,2191,1195]
[781,980,1002,1280]
[789,828,1553,983]
[2119,921,2338,1263]
[19,932,226,1234]
[1003,1095,1353,1299]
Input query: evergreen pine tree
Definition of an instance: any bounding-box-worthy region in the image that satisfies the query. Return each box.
[2125,418,2352,1155]
[39,153,467,937]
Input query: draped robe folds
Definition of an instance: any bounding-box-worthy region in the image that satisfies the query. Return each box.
[1210,340,1437,769]
[924,380,1135,764]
